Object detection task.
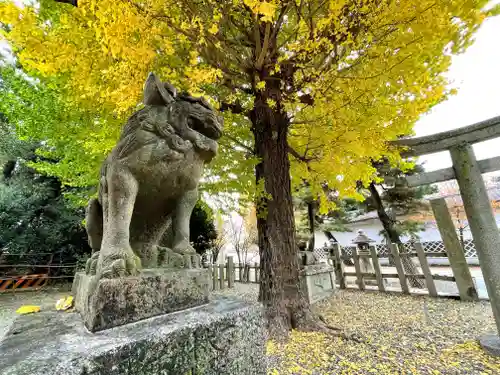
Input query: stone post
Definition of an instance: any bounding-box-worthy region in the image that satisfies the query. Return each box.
[430,198,477,301]
[357,247,374,275]
[352,230,376,286]
[450,143,500,352]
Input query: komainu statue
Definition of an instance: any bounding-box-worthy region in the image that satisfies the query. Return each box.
[85,73,223,279]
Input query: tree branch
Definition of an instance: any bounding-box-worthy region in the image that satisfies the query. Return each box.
[288,146,312,163]
[270,2,291,44]
[298,94,315,106]
[219,101,247,115]
[223,134,254,154]
[54,0,77,6]
[256,22,271,70]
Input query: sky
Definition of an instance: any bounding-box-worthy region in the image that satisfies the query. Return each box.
[415,12,500,172]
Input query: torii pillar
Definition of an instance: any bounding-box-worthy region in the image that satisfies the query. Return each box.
[396,116,500,355]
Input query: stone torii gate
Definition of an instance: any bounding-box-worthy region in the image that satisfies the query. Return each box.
[395,115,500,355]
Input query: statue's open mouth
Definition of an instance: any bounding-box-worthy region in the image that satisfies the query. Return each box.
[188,115,223,141]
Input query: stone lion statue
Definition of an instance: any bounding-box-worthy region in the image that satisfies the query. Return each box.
[85,73,223,279]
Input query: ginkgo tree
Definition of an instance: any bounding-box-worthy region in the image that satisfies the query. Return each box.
[1,0,498,336]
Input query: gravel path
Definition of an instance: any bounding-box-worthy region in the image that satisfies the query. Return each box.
[2,283,499,374]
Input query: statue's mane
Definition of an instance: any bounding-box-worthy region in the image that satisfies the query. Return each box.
[113,100,218,161]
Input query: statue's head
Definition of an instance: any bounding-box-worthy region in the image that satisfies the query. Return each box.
[177,92,223,142]
[143,72,223,143]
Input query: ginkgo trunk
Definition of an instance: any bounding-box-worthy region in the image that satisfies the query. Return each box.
[251,95,312,337]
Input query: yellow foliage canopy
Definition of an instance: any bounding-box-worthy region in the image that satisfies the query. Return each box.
[0,0,494,209]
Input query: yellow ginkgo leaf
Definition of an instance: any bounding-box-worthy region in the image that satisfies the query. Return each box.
[55,296,74,311]
[16,305,41,315]
[256,1,277,22]
[207,23,219,35]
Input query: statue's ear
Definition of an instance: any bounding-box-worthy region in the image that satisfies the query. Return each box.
[143,72,175,105]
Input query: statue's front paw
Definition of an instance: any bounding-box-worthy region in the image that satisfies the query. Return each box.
[172,240,197,255]
[85,252,100,275]
[97,248,142,279]
[159,247,200,269]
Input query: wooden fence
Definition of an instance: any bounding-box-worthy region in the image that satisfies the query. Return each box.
[204,257,260,290]
[330,242,479,301]
[208,241,482,302]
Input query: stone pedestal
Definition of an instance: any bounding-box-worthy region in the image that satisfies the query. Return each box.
[73,268,210,332]
[480,334,500,356]
[0,298,266,375]
[300,264,336,304]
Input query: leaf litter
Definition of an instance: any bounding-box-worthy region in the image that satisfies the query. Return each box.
[267,290,500,374]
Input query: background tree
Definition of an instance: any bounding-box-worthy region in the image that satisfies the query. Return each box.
[362,159,436,287]
[208,211,230,264]
[1,0,497,336]
[189,200,217,256]
[229,206,258,268]
[419,180,500,249]
[0,117,91,277]
[294,185,356,249]
[315,197,360,249]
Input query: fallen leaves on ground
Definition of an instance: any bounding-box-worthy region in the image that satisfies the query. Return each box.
[267,290,500,375]
[15,305,41,315]
[55,295,74,311]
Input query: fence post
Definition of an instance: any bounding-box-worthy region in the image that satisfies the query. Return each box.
[227,257,234,288]
[430,198,478,301]
[352,247,365,291]
[332,243,346,289]
[219,263,225,290]
[209,264,217,291]
[414,242,438,298]
[254,262,259,283]
[369,245,385,292]
[390,243,410,294]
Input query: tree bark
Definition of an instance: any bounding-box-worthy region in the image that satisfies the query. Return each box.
[235,249,242,269]
[251,92,314,337]
[212,247,221,264]
[368,182,424,288]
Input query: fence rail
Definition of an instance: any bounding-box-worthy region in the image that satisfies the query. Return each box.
[0,251,80,292]
[329,242,480,301]
[209,240,482,302]
[312,239,478,262]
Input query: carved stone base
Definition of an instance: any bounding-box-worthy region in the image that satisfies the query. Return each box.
[73,268,210,332]
[479,333,500,357]
[0,298,266,375]
[299,264,336,304]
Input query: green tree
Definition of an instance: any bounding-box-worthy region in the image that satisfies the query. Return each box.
[0,120,91,277]
[363,159,437,287]
[189,200,217,256]
[365,159,436,241]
